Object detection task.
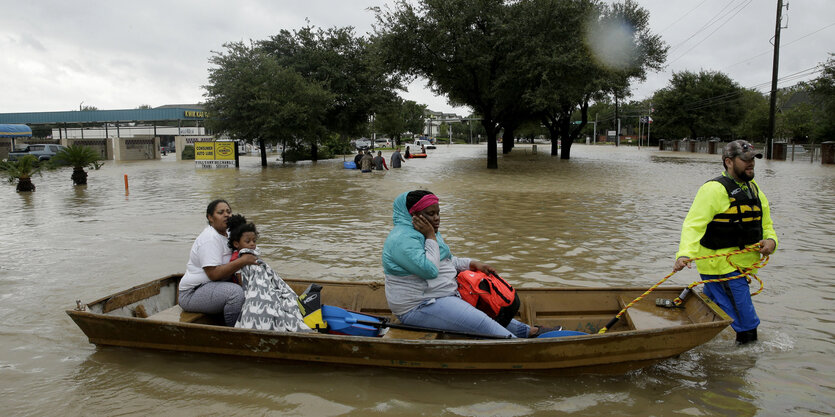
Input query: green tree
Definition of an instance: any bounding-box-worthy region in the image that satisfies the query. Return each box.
[374,0,519,168]
[733,89,769,142]
[376,99,426,146]
[780,101,816,142]
[520,0,665,158]
[204,41,333,166]
[260,26,400,156]
[652,70,745,140]
[809,55,835,141]
[50,145,103,185]
[0,154,42,192]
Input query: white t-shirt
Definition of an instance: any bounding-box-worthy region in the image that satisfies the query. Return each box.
[179,225,232,292]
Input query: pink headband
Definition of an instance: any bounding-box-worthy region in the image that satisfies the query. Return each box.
[408,194,439,215]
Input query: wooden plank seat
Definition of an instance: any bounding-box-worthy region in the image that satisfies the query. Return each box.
[617,295,693,331]
[146,305,209,324]
[382,327,439,340]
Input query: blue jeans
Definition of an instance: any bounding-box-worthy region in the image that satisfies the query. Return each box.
[703,272,760,333]
[398,295,530,338]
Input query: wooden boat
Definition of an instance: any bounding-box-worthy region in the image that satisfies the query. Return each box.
[66,274,732,374]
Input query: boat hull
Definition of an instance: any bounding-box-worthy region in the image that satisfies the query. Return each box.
[66,275,731,373]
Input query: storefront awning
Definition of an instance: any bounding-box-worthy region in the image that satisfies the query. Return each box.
[0,124,32,138]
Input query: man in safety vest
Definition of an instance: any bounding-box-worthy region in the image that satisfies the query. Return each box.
[673,140,778,344]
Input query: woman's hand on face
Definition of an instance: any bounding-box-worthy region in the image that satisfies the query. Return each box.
[470,261,497,276]
[412,214,436,239]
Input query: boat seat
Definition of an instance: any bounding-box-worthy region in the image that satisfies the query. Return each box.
[382,327,439,340]
[146,305,209,324]
[617,295,693,331]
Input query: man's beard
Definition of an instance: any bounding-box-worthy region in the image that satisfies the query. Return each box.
[735,164,754,182]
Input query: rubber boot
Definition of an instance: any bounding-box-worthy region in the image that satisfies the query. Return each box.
[735,328,758,345]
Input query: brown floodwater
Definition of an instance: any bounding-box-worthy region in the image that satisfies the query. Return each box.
[1,144,833,416]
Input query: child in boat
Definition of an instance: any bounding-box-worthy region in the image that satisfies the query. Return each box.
[226,215,312,332]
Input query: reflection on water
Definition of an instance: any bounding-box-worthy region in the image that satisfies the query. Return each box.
[1,145,833,415]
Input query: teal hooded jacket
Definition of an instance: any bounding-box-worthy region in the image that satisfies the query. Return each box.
[382,192,470,316]
[382,191,451,278]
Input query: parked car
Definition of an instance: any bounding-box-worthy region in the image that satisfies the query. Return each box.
[7,144,67,161]
[373,138,391,148]
[354,138,372,150]
[413,139,436,150]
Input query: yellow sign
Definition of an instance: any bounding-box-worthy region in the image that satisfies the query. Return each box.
[194,142,215,160]
[185,110,207,118]
[214,142,234,160]
[195,141,236,168]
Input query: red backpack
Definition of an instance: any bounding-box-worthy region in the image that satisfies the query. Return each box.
[456,270,520,327]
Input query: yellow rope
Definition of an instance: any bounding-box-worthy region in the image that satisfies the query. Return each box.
[597,243,768,334]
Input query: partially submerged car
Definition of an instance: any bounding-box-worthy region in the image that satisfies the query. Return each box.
[414,139,436,150]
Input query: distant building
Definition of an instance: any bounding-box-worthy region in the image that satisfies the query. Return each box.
[424,110,461,137]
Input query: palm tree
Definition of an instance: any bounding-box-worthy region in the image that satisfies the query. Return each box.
[0,154,42,192]
[51,145,102,185]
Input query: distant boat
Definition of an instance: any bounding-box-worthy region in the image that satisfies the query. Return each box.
[67,274,731,373]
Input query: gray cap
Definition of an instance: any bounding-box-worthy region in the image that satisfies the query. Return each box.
[722,140,763,161]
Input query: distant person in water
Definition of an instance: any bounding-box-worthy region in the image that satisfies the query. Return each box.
[391,147,405,168]
[360,150,374,173]
[353,149,364,169]
[373,151,389,171]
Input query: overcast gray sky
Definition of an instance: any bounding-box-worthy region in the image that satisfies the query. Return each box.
[0,0,832,115]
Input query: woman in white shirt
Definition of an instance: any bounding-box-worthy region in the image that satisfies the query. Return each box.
[178,199,258,325]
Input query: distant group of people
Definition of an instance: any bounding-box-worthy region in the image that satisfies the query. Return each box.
[354,147,408,172]
[181,139,777,345]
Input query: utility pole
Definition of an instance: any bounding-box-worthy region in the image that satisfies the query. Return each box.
[638,115,644,149]
[614,93,619,147]
[647,102,652,146]
[766,0,786,160]
[593,113,598,145]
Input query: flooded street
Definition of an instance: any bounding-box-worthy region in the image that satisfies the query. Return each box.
[1,144,833,416]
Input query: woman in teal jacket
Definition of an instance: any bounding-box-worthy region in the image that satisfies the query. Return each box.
[382,190,546,338]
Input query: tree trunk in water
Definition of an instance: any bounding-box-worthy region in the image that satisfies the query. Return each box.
[259,139,267,167]
[71,167,88,185]
[561,137,573,159]
[487,134,498,169]
[502,127,515,154]
[558,115,574,160]
[483,121,498,169]
[311,143,319,162]
[16,177,35,192]
[282,138,287,164]
[549,127,560,156]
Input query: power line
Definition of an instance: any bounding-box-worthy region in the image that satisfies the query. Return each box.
[721,22,835,71]
[667,0,744,53]
[667,0,753,66]
[658,0,710,35]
